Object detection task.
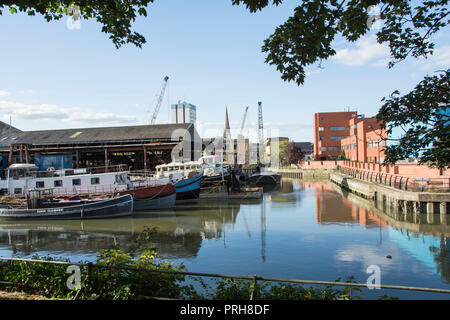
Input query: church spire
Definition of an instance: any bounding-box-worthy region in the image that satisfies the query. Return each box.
[223,106,231,139]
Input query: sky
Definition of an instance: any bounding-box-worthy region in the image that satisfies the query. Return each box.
[0,0,449,142]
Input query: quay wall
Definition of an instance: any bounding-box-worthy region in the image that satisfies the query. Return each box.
[271,168,331,179]
[329,172,449,221]
[271,165,449,221]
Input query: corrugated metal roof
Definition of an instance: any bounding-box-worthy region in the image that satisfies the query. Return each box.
[0,121,22,150]
[0,122,194,146]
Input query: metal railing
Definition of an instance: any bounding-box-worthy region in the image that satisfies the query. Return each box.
[128,169,157,179]
[1,257,449,300]
[338,166,450,192]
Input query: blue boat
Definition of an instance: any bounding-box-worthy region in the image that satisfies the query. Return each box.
[174,172,204,203]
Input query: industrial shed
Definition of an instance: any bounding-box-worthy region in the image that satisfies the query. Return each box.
[0,121,201,172]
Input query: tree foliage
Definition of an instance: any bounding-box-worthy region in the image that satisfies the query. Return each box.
[0,0,154,48]
[283,142,304,164]
[376,70,449,169]
[233,0,449,85]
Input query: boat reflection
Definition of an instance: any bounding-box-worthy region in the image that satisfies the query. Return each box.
[0,202,243,260]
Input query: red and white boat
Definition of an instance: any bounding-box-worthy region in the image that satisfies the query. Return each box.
[0,164,176,211]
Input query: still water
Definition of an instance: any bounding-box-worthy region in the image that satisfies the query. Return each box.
[0,179,448,299]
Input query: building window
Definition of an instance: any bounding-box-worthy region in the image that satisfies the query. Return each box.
[330,126,345,131]
[320,147,327,151]
[330,136,345,140]
[54,180,63,187]
[14,188,22,194]
[318,127,324,132]
[72,179,81,186]
[91,177,100,185]
[36,181,44,188]
[328,146,341,151]
[319,136,324,141]
[350,124,357,130]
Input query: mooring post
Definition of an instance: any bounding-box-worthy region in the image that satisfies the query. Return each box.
[413,202,421,224]
[440,202,447,225]
[427,202,434,224]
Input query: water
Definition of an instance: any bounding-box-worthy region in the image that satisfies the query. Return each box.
[0,179,448,299]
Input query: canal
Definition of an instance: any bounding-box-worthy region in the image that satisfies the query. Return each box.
[0,179,448,299]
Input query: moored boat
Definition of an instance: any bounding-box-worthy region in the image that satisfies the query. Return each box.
[246,167,281,186]
[173,171,204,203]
[154,162,204,204]
[0,163,130,196]
[0,189,133,220]
[117,183,176,211]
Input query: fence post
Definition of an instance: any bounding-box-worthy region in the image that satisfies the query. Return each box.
[87,262,93,290]
[250,274,258,300]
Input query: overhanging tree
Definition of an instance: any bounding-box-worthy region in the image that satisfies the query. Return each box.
[377,70,449,169]
[0,1,154,48]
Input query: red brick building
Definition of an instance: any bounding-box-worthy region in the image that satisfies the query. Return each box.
[313,111,386,163]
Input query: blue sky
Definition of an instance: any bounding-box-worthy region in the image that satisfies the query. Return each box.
[0,0,449,142]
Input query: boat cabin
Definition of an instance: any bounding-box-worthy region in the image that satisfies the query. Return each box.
[155,162,203,179]
[0,163,131,196]
[6,163,38,179]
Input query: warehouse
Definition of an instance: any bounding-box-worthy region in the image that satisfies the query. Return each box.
[0,121,201,175]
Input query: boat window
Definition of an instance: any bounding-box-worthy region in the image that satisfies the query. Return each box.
[54,180,63,187]
[91,177,100,185]
[72,179,81,186]
[36,181,44,188]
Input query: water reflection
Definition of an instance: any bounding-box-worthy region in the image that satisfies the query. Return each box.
[329,181,449,284]
[0,202,243,260]
[0,179,448,291]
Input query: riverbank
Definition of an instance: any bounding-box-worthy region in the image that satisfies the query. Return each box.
[0,290,52,300]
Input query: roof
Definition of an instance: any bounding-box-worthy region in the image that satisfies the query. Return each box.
[8,163,37,169]
[0,121,23,150]
[2,123,194,146]
[294,142,314,149]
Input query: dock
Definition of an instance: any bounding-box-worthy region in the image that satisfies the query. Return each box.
[329,172,449,225]
[199,185,263,200]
